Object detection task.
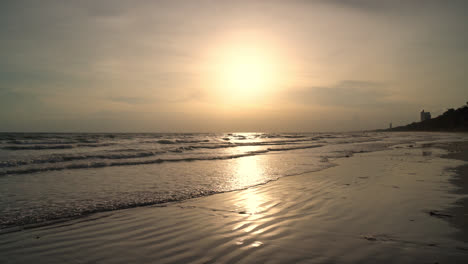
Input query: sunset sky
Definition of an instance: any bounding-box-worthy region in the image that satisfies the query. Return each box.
[1,0,467,132]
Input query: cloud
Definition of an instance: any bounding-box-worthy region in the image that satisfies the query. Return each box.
[108,88,203,105]
[109,96,153,105]
[288,80,392,108]
[316,0,468,14]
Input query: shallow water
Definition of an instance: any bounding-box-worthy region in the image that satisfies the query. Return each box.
[1,145,467,264]
[0,132,466,229]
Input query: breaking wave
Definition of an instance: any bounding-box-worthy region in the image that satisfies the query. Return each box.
[0,145,324,176]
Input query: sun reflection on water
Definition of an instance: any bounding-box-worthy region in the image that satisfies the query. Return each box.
[221,146,273,219]
[225,147,272,215]
[232,154,265,186]
[223,145,278,249]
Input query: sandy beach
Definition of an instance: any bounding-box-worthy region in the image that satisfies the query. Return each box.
[2,0,467,262]
[1,142,468,263]
[443,142,468,244]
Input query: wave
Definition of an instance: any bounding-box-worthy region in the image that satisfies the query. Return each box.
[155,139,210,144]
[0,183,261,230]
[148,138,319,151]
[0,145,324,176]
[0,150,167,168]
[7,140,78,145]
[0,172,304,230]
[0,152,338,231]
[283,135,307,138]
[76,143,115,147]
[0,154,257,176]
[156,139,176,144]
[267,144,323,151]
[0,139,323,168]
[3,143,115,150]
[3,145,75,150]
[184,139,316,149]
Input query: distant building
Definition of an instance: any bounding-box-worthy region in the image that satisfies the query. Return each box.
[389,122,392,129]
[420,110,431,122]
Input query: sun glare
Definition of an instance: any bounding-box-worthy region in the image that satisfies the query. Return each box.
[219,46,275,97]
[201,31,289,106]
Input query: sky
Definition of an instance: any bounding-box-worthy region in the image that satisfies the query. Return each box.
[1,0,467,132]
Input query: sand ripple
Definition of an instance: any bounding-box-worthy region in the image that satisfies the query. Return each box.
[1,147,468,263]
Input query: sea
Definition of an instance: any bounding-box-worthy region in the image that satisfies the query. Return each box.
[0,131,466,231]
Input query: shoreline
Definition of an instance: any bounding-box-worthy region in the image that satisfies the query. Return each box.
[1,142,468,263]
[442,142,468,243]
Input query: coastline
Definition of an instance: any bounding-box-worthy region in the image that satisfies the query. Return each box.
[442,142,468,243]
[1,142,468,263]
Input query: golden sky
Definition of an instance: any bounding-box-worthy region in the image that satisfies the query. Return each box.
[1,0,467,132]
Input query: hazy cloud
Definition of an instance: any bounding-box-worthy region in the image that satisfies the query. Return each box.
[0,0,467,132]
[289,80,391,108]
[109,96,153,105]
[319,0,468,13]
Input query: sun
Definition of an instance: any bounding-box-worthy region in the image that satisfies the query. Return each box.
[201,31,288,106]
[219,46,275,99]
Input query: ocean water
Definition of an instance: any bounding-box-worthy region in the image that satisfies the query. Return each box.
[0,132,465,230]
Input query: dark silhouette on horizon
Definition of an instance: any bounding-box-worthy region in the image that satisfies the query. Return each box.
[387,103,468,132]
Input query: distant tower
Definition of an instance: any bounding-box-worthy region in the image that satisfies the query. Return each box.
[420,110,431,121]
[389,122,392,129]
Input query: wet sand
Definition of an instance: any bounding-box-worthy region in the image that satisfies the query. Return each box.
[1,144,468,263]
[442,141,468,244]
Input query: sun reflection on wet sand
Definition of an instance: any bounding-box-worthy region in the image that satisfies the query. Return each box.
[225,146,272,216]
[224,148,272,250]
[237,189,267,215]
